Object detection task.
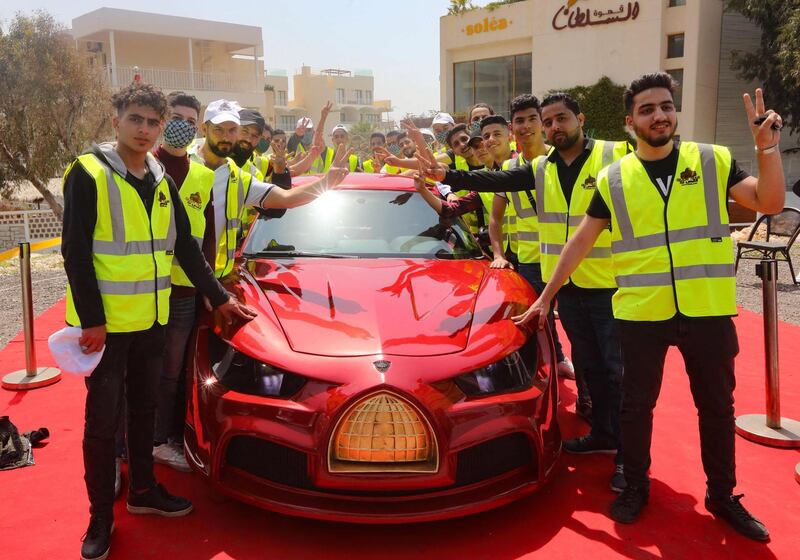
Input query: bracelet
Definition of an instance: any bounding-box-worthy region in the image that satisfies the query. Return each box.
[755,143,779,154]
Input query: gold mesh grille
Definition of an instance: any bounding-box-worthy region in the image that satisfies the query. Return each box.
[329,392,438,472]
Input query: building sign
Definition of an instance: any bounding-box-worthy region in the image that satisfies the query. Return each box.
[462,16,511,36]
[552,0,640,30]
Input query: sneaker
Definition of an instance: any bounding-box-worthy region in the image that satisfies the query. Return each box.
[610,464,627,493]
[127,483,193,517]
[705,493,769,542]
[153,442,191,473]
[576,400,593,424]
[610,485,649,524]
[557,358,576,380]
[114,458,122,500]
[563,434,617,454]
[80,516,114,560]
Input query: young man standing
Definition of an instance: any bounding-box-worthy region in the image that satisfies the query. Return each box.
[363,132,387,173]
[420,93,630,492]
[63,83,257,560]
[514,74,782,541]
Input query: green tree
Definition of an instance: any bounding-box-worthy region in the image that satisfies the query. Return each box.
[448,0,475,16]
[552,76,629,141]
[724,1,800,134]
[0,11,111,220]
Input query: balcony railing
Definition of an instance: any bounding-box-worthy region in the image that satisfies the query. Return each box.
[106,65,258,92]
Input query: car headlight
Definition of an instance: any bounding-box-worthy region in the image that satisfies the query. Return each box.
[454,339,539,397]
[207,332,306,398]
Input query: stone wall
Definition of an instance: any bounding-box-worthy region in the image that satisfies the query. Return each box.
[0,211,61,251]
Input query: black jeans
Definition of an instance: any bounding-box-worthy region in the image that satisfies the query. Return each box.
[518,263,567,365]
[83,323,165,518]
[557,287,622,448]
[617,315,738,498]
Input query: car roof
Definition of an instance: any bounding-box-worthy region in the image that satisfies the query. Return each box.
[290,173,417,192]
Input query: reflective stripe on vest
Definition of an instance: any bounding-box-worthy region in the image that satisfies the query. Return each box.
[598,142,735,321]
[506,155,540,264]
[536,139,627,288]
[65,153,176,333]
[171,161,214,287]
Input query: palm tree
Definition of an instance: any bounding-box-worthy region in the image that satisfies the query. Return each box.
[448,0,475,15]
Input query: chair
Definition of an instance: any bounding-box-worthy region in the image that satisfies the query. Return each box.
[734,207,800,285]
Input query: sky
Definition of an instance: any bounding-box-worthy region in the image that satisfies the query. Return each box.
[0,0,453,119]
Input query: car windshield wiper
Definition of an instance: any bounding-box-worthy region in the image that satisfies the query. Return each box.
[433,249,485,260]
[243,250,359,259]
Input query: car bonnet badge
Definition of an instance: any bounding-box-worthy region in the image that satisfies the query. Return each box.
[373,360,391,373]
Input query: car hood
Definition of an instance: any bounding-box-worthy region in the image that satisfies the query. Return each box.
[245,258,487,357]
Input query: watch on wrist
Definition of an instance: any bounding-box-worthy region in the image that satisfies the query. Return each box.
[756,144,779,154]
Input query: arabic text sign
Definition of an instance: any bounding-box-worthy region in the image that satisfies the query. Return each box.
[552,1,640,31]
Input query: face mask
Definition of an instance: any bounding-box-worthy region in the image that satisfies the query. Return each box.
[434,130,449,145]
[468,121,481,135]
[388,144,401,156]
[302,131,314,144]
[256,138,270,152]
[163,119,197,149]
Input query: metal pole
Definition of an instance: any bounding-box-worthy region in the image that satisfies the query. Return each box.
[19,242,37,376]
[735,259,800,448]
[760,260,781,428]
[1,242,61,390]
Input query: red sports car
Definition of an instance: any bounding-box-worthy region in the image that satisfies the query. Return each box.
[184,173,561,523]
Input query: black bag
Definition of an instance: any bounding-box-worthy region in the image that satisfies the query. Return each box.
[0,416,48,470]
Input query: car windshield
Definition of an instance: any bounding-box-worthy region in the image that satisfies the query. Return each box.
[242,189,484,259]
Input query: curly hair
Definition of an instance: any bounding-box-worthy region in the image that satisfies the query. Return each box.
[111,82,167,119]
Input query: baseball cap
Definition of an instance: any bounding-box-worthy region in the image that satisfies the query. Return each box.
[239,108,266,131]
[204,99,242,125]
[420,128,435,140]
[432,112,455,126]
[331,124,348,134]
[297,117,314,129]
[467,128,484,146]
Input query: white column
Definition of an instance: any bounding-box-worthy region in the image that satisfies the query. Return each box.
[253,46,259,90]
[188,38,195,89]
[109,30,118,87]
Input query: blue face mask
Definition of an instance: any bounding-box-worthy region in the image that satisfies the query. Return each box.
[388,144,402,156]
[302,130,314,144]
[434,130,449,145]
[163,119,197,149]
[256,138,270,152]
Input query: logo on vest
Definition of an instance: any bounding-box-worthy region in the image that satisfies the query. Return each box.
[676,168,699,186]
[158,191,169,208]
[581,175,597,190]
[186,192,203,210]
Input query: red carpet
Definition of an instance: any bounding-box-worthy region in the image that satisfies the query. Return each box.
[1,299,798,559]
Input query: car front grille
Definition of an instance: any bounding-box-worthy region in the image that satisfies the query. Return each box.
[455,432,534,487]
[225,435,313,489]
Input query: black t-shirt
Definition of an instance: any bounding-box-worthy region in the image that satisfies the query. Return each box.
[447,150,484,171]
[586,145,750,219]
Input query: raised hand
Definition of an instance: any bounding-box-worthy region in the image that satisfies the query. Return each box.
[415,151,446,182]
[332,142,354,168]
[271,142,288,174]
[744,88,783,150]
[295,117,310,138]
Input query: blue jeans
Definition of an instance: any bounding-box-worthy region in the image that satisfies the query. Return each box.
[154,296,197,444]
[517,263,566,364]
[557,288,622,451]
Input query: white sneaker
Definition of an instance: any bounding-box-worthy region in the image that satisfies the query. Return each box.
[153,443,191,473]
[557,357,576,380]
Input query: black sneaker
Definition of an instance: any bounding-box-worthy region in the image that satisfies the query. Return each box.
[705,493,769,542]
[610,485,648,524]
[610,464,627,493]
[80,515,114,560]
[563,434,617,454]
[127,483,193,517]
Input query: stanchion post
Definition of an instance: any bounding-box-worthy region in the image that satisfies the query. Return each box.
[1,242,61,390]
[735,259,800,447]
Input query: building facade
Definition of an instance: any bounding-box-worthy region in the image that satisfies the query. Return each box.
[440,0,798,183]
[71,7,267,112]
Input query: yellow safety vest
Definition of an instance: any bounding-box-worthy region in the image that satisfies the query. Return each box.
[451,157,484,236]
[596,141,735,321]
[65,150,176,333]
[215,160,253,278]
[537,139,629,287]
[250,153,271,181]
[309,147,359,174]
[171,161,215,287]
[363,159,378,173]
[506,155,540,264]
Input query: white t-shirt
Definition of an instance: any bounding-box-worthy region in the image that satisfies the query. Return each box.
[210,162,273,247]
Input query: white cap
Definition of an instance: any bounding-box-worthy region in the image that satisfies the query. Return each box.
[297,117,314,129]
[48,326,105,376]
[331,124,348,134]
[204,99,242,125]
[432,112,455,126]
[420,128,435,139]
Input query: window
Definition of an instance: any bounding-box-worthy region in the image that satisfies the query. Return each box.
[276,90,287,106]
[355,89,364,104]
[667,33,685,58]
[668,0,686,6]
[361,113,379,124]
[666,69,684,111]
[453,53,532,118]
[366,90,373,104]
[279,115,295,130]
[340,112,347,123]
[336,88,345,103]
